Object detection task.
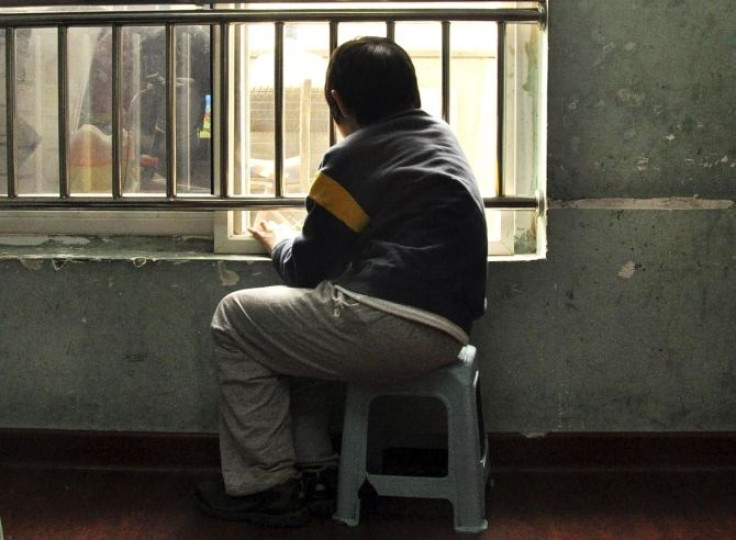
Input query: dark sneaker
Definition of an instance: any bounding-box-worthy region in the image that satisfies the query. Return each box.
[300,466,338,517]
[195,478,309,528]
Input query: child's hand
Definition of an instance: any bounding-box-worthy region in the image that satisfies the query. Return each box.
[248,220,297,256]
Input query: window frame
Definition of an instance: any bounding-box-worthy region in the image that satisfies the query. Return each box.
[0,1,548,260]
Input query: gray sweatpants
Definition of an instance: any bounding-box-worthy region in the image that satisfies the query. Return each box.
[210,280,461,496]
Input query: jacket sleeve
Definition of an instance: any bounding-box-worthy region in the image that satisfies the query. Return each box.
[271,171,369,287]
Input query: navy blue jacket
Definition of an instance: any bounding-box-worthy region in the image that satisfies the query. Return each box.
[272,109,487,334]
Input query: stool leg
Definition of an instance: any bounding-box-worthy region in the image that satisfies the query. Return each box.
[333,387,371,527]
[447,378,488,533]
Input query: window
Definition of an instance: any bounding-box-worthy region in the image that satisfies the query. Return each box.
[0,4,215,237]
[0,2,548,260]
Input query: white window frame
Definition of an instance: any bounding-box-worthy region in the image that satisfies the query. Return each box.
[214,10,548,259]
[0,2,548,260]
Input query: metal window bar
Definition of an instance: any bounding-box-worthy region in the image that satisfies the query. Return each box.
[218,21,229,199]
[328,20,338,147]
[441,20,450,123]
[0,2,546,211]
[496,20,506,197]
[386,20,395,41]
[111,24,123,199]
[4,26,15,198]
[166,23,177,199]
[57,25,69,199]
[274,21,284,199]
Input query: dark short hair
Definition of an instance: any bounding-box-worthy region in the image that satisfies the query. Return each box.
[325,36,421,127]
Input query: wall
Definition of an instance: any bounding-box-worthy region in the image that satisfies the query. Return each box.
[1,0,734,434]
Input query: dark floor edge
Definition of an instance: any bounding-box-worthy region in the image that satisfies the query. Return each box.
[1,428,734,472]
[489,431,736,471]
[0,429,220,472]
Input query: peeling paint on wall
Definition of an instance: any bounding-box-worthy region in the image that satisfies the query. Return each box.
[54,237,91,246]
[1,236,48,247]
[19,258,43,271]
[0,236,90,247]
[550,197,734,210]
[618,261,637,279]
[217,261,240,287]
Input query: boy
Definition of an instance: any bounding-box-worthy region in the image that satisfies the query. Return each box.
[196,36,487,527]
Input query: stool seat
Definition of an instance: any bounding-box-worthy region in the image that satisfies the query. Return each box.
[333,344,490,533]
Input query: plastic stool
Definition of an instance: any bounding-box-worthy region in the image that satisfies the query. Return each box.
[333,344,490,533]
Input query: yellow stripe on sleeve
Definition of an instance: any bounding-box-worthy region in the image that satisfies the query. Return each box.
[309,172,370,233]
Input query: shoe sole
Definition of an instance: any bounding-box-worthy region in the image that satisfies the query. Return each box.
[196,495,310,527]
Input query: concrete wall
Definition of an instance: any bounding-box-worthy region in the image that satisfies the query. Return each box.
[1,0,734,434]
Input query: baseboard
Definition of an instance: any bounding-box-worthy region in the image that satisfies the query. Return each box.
[1,428,734,472]
[0,429,220,471]
[488,432,736,471]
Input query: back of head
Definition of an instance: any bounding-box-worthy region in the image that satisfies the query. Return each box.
[325,37,421,127]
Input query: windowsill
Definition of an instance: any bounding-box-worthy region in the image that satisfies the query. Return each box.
[0,234,545,263]
[0,235,272,262]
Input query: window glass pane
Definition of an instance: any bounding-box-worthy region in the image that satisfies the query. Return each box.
[512,210,537,255]
[337,22,387,44]
[67,22,212,197]
[68,27,112,196]
[486,209,538,257]
[451,21,498,197]
[122,25,165,195]
[240,23,274,197]
[247,23,331,230]
[503,23,541,198]
[234,22,332,232]
[230,23,272,236]
[243,24,276,195]
[394,22,442,119]
[282,22,330,197]
[15,28,59,195]
[175,25,212,195]
[234,22,330,197]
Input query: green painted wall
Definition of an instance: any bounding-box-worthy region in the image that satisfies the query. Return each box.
[1,0,734,434]
[549,0,735,199]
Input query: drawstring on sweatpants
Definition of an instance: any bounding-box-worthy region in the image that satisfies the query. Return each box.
[331,288,343,317]
[331,287,357,318]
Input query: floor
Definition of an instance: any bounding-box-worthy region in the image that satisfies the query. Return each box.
[1,466,734,540]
